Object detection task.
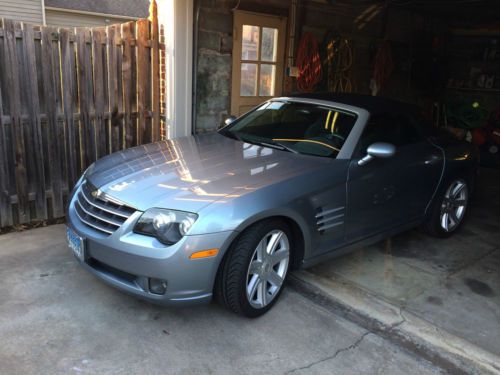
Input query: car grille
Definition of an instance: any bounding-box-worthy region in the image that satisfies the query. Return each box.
[74,181,136,235]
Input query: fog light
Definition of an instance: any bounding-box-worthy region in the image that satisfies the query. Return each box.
[149,278,167,295]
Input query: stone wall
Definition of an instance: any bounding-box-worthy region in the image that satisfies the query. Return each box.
[194,1,233,133]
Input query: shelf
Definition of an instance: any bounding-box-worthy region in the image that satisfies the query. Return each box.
[449,59,500,65]
[447,87,500,94]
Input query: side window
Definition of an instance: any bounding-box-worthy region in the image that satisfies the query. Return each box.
[357,113,398,152]
[395,114,425,145]
[357,112,424,154]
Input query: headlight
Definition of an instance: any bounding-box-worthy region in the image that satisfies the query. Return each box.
[134,208,198,245]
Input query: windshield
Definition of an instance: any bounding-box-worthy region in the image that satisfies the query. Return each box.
[220,101,358,158]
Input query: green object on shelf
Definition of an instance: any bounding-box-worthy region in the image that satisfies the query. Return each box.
[446,100,489,129]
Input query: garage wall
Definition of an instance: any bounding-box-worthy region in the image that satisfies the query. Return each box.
[0,0,43,24]
[45,9,131,27]
[194,0,441,133]
[194,0,288,133]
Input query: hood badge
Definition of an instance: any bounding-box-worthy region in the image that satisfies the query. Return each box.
[90,186,130,208]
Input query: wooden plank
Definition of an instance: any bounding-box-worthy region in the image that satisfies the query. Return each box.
[70,37,82,177]
[18,24,37,218]
[150,1,161,142]
[22,24,47,220]
[107,25,121,153]
[60,28,78,187]
[136,19,150,145]
[3,19,29,223]
[76,28,96,167]
[41,26,64,217]
[115,27,124,150]
[122,21,135,148]
[53,30,68,193]
[92,28,106,158]
[0,69,13,227]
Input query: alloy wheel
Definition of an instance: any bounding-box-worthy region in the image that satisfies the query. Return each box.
[440,179,468,232]
[246,229,290,309]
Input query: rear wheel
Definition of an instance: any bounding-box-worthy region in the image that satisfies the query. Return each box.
[215,219,291,317]
[422,177,469,237]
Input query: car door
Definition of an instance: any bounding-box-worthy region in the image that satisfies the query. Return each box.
[345,112,443,241]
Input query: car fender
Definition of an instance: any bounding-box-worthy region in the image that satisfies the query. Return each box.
[231,205,313,260]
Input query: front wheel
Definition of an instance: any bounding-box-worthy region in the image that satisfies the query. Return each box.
[215,219,291,317]
[422,177,469,237]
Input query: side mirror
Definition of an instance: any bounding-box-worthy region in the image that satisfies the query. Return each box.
[358,142,396,166]
[224,116,237,126]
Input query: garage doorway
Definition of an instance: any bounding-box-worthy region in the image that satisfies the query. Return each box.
[231,10,287,116]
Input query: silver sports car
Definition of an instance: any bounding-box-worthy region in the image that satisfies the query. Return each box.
[66,93,478,317]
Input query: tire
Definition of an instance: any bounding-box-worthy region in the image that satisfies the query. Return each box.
[422,176,470,238]
[215,219,292,318]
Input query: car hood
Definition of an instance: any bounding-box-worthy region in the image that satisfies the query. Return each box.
[86,133,329,213]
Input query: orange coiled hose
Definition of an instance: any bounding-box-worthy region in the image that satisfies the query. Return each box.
[296,32,322,92]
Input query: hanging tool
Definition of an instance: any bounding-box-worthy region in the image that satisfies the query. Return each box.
[296,32,322,92]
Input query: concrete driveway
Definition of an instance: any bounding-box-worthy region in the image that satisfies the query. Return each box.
[0,225,441,374]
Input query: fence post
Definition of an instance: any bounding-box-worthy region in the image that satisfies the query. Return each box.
[136,19,149,145]
[60,28,78,187]
[107,24,122,153]
[41,26,64,218]
[23,24,47,220]
[76,28,97,167]
[92,28,107,158]
[150,0,161,142]
[122,21,135,148]
[0,62,13,227]
[3,19,29,223]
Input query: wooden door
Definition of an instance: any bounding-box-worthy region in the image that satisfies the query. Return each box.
[231,11,287,116]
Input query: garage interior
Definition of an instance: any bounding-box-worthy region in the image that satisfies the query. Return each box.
[194,0,500,169]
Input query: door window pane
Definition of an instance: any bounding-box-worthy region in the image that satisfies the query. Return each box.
[360,113,425,151]
[241,63,257,96]
[259,64,276,96]
[395,114,425,144]
[358,114,397,152]
[261,27,278,62]
[241,25,259,60]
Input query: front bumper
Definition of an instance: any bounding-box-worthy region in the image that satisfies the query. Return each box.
[67,189,237,306]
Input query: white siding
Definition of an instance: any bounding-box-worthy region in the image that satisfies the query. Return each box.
[0,0,43,24]
[45,9,130,28]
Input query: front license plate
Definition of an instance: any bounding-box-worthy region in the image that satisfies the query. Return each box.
[66,226,86,261]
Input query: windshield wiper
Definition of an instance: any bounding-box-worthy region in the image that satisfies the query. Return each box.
[259,140,299,154]
[220,130,298,154]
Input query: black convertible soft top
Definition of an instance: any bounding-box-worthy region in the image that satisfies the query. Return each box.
[289,92,421,116]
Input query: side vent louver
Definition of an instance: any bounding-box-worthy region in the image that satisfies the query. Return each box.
[315,206,345,233]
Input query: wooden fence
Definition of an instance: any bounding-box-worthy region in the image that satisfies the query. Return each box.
[0,7,162,229]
